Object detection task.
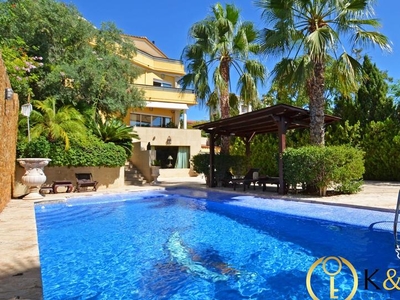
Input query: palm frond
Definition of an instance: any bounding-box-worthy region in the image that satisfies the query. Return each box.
[331,52,364,96]
[30,97,87,150]
[353,31,393,52]
[306,27,334,59]
[243,59,266,86]
[237,73,257,103]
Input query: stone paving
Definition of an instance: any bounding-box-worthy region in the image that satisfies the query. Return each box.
[0,177,399,300]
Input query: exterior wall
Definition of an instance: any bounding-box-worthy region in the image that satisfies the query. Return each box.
[130,143,152,182]
[130,128,202,182]
[13,166,124,197]
[0,55,19,211]
[159,168,195,178]
[134,127,201,151]
[130,146,196,182]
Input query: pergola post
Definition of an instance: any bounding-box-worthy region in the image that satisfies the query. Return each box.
[244,137,251,169]
[277,116,287,194]
[209,132,216,187]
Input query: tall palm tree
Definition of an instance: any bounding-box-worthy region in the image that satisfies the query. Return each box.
[207,92,240,121]
[256,0,392,145]
[180,3,266,153]
[30,97,87,150]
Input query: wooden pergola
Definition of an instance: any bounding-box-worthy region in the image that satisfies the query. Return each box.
[193,104,340,194]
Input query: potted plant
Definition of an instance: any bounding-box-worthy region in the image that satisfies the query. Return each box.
[151,159,161,167]
[150,159,161,184]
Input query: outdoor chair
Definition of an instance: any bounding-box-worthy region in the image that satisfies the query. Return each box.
[219,170,234,187]
[75,173,98,192]
[257,176,280,192]
[232,168,260,191]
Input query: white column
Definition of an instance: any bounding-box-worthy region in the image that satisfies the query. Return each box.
[183,110,187,129]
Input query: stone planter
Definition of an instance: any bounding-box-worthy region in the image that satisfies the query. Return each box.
[151,166,160,184]
[17,158,51,200]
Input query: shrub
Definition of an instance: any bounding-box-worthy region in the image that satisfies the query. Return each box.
[362,119,400,180]
[49,138,126,167]
[283,146,365,195]
[18,135,127,167]
[191,153,247,182]
[17,136,51,158]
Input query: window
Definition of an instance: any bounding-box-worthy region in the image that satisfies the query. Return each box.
[152,146,190,169]
[152,116,162,127]
[153,81,172,88]
[130,113,172,128]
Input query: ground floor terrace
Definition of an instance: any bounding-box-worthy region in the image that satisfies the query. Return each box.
[1,177,399,299]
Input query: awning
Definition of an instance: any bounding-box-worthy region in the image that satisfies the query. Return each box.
[146,101,189,110]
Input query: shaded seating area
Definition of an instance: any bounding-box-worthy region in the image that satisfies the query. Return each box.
[194,104,340,194]
[75,173,98,192]
[232,168,260,191]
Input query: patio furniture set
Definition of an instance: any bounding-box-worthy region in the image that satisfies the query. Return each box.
[220,168,280,192]
[39,173,98,194]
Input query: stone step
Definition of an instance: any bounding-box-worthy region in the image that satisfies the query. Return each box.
[125,179,147,186]
[124,163,147,186]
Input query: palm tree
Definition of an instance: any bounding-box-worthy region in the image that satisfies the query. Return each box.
[207,92,240,121]
[256,0,391,145]
[91,118,138,157]
[30,97,87,150]
[180,3,266,153]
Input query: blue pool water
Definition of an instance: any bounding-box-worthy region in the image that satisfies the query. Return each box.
[35,188,400,299]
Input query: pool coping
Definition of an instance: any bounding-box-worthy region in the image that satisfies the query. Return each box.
[1,179,399,299]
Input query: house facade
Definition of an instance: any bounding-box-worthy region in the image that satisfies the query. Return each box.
[123,36,202,181]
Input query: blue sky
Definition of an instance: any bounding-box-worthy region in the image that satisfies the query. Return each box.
[62,0,400,121]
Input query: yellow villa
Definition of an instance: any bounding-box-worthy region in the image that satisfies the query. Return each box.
[123,36,202,182]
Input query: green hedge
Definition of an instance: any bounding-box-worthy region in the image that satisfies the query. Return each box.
[362,119,400,180]
[283,146,365,194]
[18,136,127,167]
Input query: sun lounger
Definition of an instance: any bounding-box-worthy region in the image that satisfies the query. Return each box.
[232,168,260,191]
[75,173,98,192]
[257,176,280,192]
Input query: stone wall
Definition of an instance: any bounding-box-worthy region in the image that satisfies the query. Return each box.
[14,166,125,197]
[0,55,19,212]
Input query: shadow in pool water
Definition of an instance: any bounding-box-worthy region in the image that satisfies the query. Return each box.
[138,231,248,299]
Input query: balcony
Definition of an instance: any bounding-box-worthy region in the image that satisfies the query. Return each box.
[134,84,196,105]
[133,50,185,75]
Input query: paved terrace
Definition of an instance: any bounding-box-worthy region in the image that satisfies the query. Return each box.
[1,177,399,300]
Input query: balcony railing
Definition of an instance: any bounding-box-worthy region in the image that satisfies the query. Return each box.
[133,84,194,95]
[136,49,182,65]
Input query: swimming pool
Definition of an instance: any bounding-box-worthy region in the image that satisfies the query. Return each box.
[35,188,399,299]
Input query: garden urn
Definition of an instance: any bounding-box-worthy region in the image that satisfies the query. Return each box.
[17,158,51,200]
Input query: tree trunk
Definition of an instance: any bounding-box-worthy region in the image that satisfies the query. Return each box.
[220,58,231,154]
[306,61,325,146]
